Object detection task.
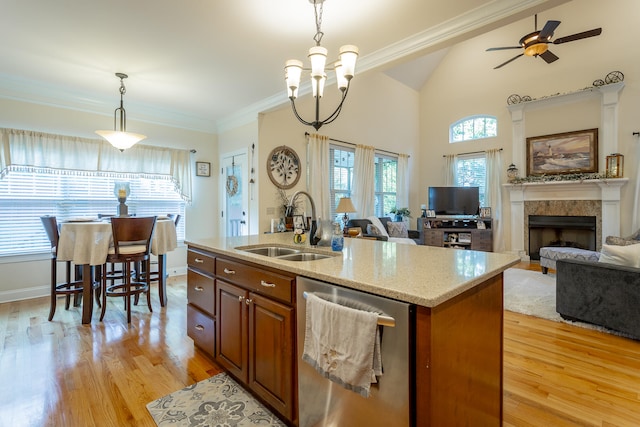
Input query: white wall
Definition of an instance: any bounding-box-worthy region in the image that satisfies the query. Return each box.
[0,98,218,301]
[256,71,421,234]
[419,0,640,251]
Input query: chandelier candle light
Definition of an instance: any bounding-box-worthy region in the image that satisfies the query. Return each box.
[284,0,358,131]
[96,73,147,151]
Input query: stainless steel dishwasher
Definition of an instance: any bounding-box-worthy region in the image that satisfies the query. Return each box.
[296,276,412,427]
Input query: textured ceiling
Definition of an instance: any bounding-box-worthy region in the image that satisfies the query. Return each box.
[0,0,567,133]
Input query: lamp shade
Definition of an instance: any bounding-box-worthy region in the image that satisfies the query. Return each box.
[336,197,357,213]
[96,130,146,151]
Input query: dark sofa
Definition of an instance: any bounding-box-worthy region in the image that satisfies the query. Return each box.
[346,217,420,243]
[556,258,640,340]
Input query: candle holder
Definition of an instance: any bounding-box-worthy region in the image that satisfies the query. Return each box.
[114,182,131,216]
[606,153,624,178]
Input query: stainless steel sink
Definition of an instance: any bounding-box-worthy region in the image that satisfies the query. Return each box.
[240,246,300,257]
[276,252,334,261]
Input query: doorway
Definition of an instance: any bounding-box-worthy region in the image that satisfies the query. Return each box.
[221,151,248,237]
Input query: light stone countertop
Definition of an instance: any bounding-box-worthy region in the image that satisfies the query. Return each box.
[186,233,520,307]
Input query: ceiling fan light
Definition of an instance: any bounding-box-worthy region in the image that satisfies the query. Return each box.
[96,130,146,151]
[524,43,548,56]
[338,45,359,79]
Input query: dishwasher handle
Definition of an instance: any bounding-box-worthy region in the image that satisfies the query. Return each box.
[303,291,396,328]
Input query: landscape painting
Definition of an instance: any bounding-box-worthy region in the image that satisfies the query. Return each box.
[526,128,598,176]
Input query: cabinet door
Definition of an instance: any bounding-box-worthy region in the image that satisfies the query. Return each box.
[424,229,444,247]
[216,280,249,382]
[248,292,295,421]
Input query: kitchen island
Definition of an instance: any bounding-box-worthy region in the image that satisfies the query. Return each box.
[186,233,520,426]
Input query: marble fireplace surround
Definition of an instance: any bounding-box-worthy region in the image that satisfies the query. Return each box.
[506,179,627,258]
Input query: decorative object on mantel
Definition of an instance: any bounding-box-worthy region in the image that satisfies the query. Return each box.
[509,171,614,184]
[95,73,147,151]
[487,14,602,69]
[526,128,598,176]
[606,153,624,178]
[267,145,300,189]
[284,0,358,131]
[507,70,624,105]
[114,181,130,216]
[507,163,519,182]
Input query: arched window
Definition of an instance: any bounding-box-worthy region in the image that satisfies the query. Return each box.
[449,115,497,143]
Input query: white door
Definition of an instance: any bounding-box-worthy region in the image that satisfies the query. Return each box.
[221,152,248,237]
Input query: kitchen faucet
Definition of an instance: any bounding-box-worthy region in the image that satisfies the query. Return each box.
[288,190,320,245]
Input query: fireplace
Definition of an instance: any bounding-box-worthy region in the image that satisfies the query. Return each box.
[528,215,597,260]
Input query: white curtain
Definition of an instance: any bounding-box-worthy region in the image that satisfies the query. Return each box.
[307,133,331,221]
[444,154,457,186]
[353,144,375,217]
[0,127,192,202]
[396,153,410,208]
[485,148,504,252]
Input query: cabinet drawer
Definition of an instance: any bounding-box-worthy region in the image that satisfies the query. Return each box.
[188,248,215,275]
[187,304,215,357]
[216,258,294,303]
[187,269,215,315]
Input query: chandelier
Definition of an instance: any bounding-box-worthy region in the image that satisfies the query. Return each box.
[284,0,358,131]
[96,73,147,151]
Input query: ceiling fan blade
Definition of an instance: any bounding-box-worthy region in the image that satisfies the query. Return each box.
[494,53,524,69]
[539,49,559,64]
[486,46,522,51]
[553,28,602,44]
[539,20,561,40]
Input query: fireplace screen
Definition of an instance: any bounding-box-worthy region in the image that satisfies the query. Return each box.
[528,215,596,260]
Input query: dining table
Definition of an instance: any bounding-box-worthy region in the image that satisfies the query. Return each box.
[56,216,178,324]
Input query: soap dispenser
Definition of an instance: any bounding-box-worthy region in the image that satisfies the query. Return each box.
[331,222,344,251]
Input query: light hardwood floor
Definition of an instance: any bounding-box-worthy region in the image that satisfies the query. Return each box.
[1,265,639,426]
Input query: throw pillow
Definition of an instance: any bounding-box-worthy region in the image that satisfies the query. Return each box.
[605,235,640,246]
[367,216,389,237]
[387,221,408,238]
[366,224,383,236]
[598,243,640,268]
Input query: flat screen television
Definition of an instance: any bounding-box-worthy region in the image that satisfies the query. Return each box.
[428,186,479,216]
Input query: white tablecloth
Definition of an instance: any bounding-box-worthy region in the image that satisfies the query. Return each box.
[57,218,177,266]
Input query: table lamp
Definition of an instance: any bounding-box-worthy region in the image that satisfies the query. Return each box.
[336,197,357,234]
[114,181,130,216]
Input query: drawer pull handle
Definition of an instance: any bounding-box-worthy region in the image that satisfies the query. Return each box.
[194,258,204,263]
[195,324,204,331]
[260,280,276,288]
[223,268,236,275]
[194,286,204,292]
[238,295,244,302]
[245,298,252,305]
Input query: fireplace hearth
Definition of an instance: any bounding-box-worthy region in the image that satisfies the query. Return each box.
[528,215,596,260]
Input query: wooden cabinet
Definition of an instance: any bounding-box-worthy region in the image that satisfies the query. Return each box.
[215,257,296,423]
[418,218,493,252]
[186,248,216,357]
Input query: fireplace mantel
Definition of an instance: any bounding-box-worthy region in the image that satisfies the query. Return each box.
[504,178,628,257]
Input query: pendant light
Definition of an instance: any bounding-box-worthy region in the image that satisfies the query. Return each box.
[96,73,146,151]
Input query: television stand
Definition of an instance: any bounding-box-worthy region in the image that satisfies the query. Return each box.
[417,217,493,252]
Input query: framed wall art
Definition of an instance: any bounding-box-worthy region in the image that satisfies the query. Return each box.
[196,161,211,177]
[526,128,598,176]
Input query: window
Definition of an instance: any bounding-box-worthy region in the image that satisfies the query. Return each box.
[450,115,497,143]
[455,154,486,207]
[0,171,185,257]
[329,144,398,219]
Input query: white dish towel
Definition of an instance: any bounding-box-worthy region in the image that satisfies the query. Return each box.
[302,293,382,397]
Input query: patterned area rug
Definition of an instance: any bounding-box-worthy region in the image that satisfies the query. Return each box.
[146,372,286,427]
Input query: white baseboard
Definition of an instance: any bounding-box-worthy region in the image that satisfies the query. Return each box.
[0,267,189,304]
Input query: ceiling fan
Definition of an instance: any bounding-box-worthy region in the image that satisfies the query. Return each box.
[487,15,602,69]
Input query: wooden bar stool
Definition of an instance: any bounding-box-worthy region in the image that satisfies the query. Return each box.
[100,216,156,323]
[40,216,100,321]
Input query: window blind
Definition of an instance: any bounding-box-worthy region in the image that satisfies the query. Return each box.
[0,171,185,257]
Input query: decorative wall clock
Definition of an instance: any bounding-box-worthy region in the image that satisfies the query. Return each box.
[267,145,300,189]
